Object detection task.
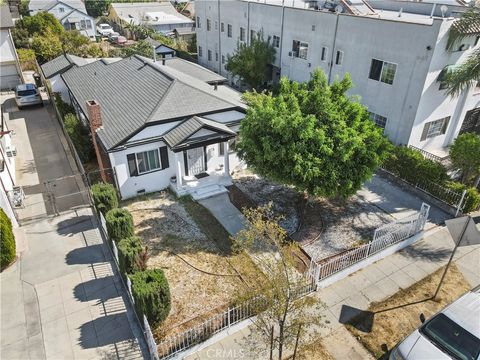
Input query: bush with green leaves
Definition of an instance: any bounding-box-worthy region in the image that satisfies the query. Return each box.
[130,269,171,326]
[64,113,95,163]
[106,208,134,242]
[1,209,16,271]
[117,236,143,275]
[91,182,118,215]
[446,182,480,213]
[382,146,448,184]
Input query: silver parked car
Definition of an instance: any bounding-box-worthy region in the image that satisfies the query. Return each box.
[390,285,480,360]
[15,84,43,109]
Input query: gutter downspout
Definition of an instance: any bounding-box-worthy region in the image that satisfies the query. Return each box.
[278,0,286,78]
[328,12,340,84]
[218,0,222,74]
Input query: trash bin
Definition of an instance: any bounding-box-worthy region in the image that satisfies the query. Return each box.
[33,72,42,88]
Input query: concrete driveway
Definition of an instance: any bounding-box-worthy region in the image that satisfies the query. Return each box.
[358,174,452,229]
[1,93,147,359]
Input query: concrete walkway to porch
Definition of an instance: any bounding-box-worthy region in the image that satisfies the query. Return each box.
[198,193,247,236]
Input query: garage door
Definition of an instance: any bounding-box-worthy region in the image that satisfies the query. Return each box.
[0,64,21,90]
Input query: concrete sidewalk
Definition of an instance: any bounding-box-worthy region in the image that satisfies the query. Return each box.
[185,226,480,360]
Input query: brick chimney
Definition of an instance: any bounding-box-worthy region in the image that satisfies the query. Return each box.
[86,100,110,183]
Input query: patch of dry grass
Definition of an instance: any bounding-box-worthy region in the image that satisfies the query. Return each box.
[123,191,260,340]
[346,264,471,359]
[292,339,335,360]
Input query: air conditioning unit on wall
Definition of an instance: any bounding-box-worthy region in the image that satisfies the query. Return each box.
[6,146,16,157]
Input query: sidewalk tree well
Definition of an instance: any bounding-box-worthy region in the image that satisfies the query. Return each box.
[91,182,118,215]
[232,204,323,359]
[226,31,276,91]
[449,133,480,186]
[0,209,16,271]
[105,208,134,242]
[236,69,392,198]
[130,269,171,327]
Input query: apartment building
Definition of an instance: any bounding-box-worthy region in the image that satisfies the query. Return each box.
[195,0,480,155]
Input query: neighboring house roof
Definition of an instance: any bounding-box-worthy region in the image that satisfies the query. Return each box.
[110,2,194,26]
[58,7,92,22]
[174,27,195,35]
[144,37,161,48]
[61,55,244,150]
[29,0,86,13]
[163,116,236,150]
[0,4,14,29]
[162,57,226,84]
[155,44,176,56]
[41,54,120,78]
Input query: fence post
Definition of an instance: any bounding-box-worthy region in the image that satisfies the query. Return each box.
[227,307,231,328]
[455,190,467,217]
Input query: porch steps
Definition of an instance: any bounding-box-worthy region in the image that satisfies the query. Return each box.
[191,184,228,201]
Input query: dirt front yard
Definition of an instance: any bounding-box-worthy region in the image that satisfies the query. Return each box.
[123,191,258,340]
[231,171,392,261]
[345,264,471,359]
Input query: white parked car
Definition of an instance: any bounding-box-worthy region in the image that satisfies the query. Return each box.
[390,286,480,360]
[15,84,43,109]
[98,23,114,36]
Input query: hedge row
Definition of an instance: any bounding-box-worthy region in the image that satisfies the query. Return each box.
[1,209,16,271]
[382,146,480,212]
[92,185,171,326]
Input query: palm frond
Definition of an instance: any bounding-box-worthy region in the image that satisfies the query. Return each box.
[447,9,480,50]
[446,47,480,96]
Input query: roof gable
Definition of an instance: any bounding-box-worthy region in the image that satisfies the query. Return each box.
[0,5,14,29]
[163,116,236,150]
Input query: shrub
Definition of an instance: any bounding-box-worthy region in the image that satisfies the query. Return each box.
[91,182,118,215]
[64,113,95,163]
[382,146,448,184]
[106,208,134,242]
[117,236,143,275]
[446,182,480,213]
[130,269,171,326]
[54,93,75,117]
[1,209,16,271]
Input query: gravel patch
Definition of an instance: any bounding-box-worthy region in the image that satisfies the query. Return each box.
[302,197,393,261]
[233,172,302,234]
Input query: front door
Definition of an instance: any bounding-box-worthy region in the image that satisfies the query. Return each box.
[186,147,206,176]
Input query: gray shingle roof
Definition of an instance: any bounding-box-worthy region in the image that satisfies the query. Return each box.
[62,55,243,150]
[0,5,14,29]
[41,55,72,78]
[163,57,226,84]
[40,54,99,78]
[163,116,236,149]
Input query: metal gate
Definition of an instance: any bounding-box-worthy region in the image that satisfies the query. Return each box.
[42,173,92,215]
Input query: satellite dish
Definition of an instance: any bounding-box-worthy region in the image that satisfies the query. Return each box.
[440,5,448,17]
[335,4,343,13]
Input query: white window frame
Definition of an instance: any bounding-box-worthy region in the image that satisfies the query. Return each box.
[335,50,344,65]
[240,27,246,42]
[369,112,387,129]
[221,22,224,32]
[198,46,202,57]
[426,117,449,139]
[207,49,212,61]
[227,24,232,38]
[207,18,211,31]
[273,35,280,48]
[136,149,161,175]
[321,47,328,62]
[196,16,201,28]
[369,58,397,85]
[292,40,308,60]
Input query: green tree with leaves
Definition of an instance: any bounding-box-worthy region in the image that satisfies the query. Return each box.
[226,31,276,91]
[31,28,63,63]
[236,69,391,199]
[449,133,480,186]
[233,205,322,359]
[22,11,64,36]
[61,30,90,54]
[85,0,111,17]
[445,9,480,96]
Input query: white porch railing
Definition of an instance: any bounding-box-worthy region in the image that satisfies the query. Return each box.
[308,203,430,284]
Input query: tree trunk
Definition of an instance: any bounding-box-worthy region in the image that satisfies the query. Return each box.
[278,321,284,360]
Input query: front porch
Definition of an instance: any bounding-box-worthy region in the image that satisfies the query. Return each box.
[169,169,232,200]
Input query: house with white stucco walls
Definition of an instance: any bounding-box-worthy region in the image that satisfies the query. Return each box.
[61,55,246,200]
